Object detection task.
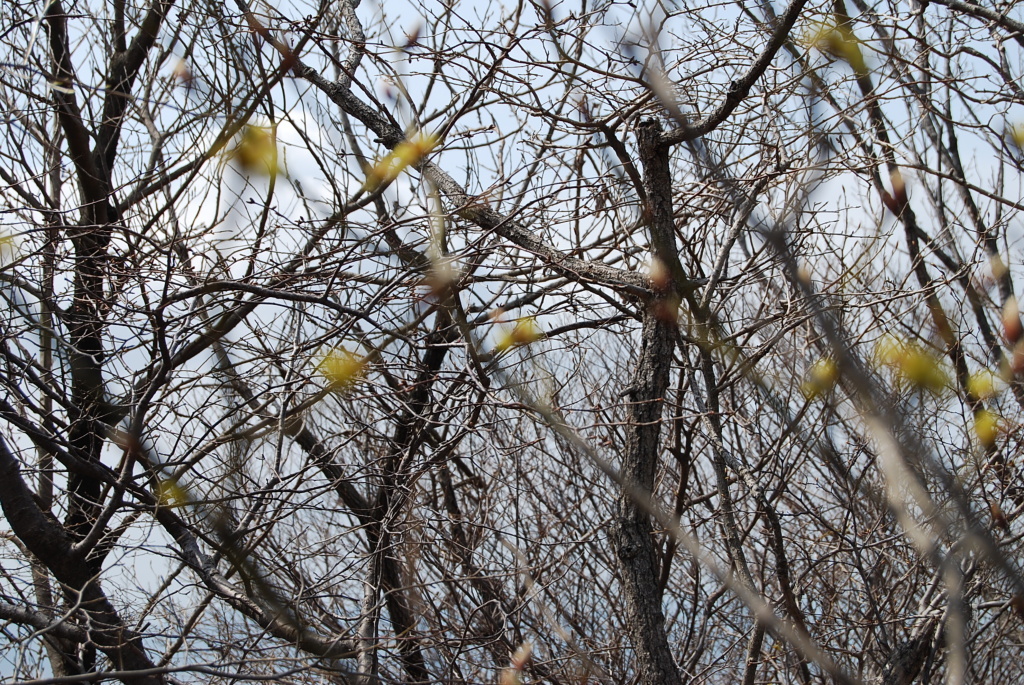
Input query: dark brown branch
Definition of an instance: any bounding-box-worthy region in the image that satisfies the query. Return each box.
[0,437,162,684]
[926,0,1024,49]
[98,0,176,173]
[293,62,656,298]
[660,0,810,145]
[0,601,90,644]
[44,0,106,214]
[611,119,684,685]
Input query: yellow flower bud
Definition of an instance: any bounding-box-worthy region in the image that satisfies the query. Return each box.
[1009,123,1024,149]
[157,478,189,507]
[363,132,438,191]
[877,337,948,393]
[801,358,839,399]
[804,18,867,75]
[230,125,278,175]
[0,231,18,266]
[317,347,367,391]
[967,371,1001,400]
[496,317,543,352]
[974,409,1000,448]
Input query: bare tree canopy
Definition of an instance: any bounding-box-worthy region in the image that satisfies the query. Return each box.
[3,0,1024,682]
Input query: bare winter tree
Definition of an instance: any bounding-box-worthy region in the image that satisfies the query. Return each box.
[3,0,1024,682]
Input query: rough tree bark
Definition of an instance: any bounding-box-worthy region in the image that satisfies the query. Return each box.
[611,119,686,685]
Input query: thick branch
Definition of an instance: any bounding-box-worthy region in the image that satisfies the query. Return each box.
[44,0,106,212]
[98,0,176,172]
[0,601,89,644]
[294,65,655,298]
[0,437,161,684]
[661,0,809,145]
[926,0,1024,49]
[612,119,683,685]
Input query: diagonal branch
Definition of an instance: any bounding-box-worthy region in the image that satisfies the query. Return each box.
[926,0,1024,50]
[287,60,656,297]
[0,436,162,684]
[660,0,809,146]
